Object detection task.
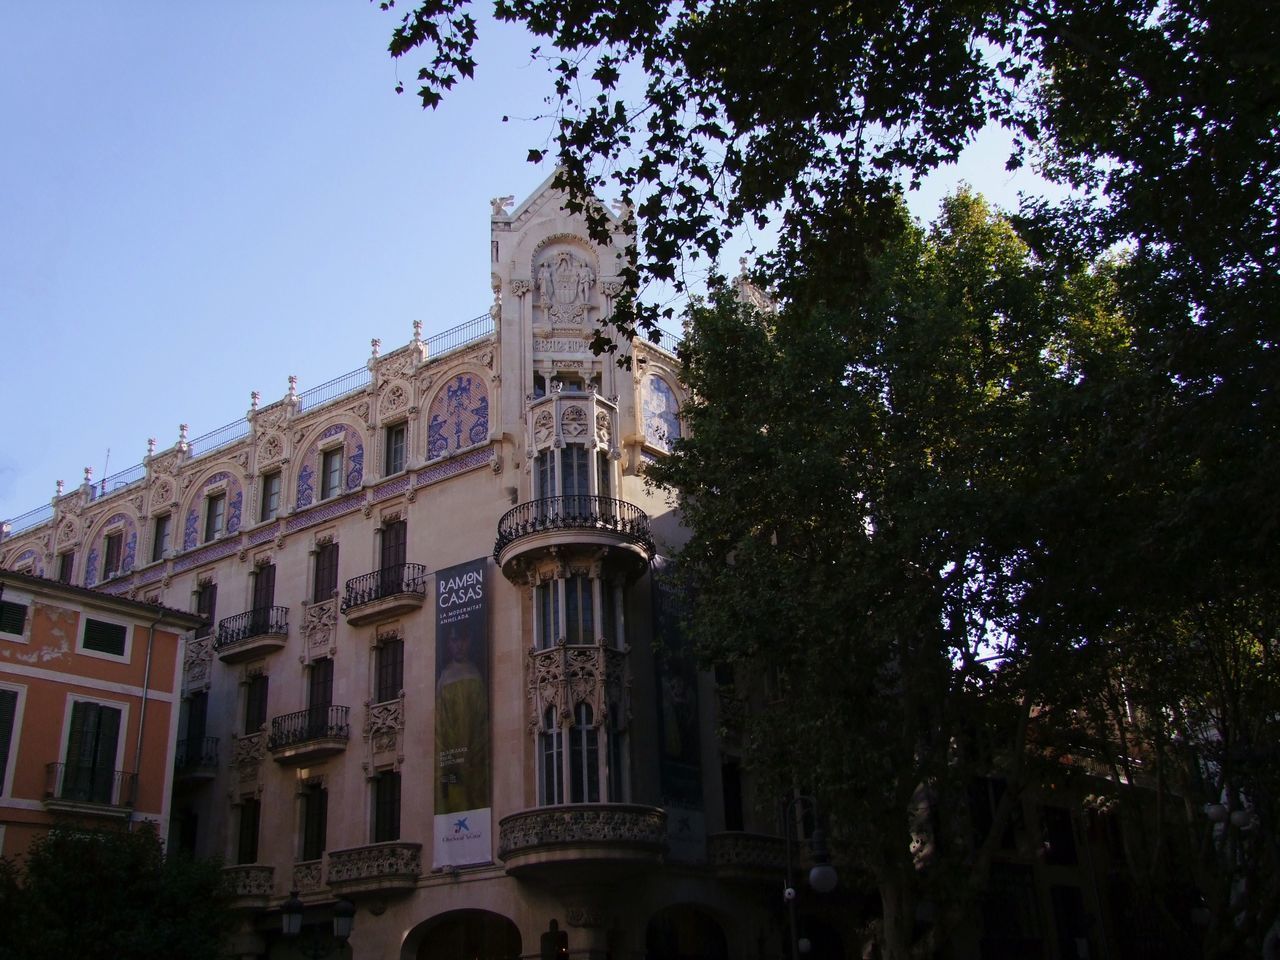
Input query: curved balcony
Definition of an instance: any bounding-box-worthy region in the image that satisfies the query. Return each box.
[268,705,349,765]
[493,497,654,580]
[327,842,422,897]
[215,606,289,663]
[341,563,428,626]
[497,803,666,881]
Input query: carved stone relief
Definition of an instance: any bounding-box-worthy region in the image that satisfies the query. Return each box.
[302,599,337,660]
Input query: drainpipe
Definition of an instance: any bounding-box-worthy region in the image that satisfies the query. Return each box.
[130,612,163,827]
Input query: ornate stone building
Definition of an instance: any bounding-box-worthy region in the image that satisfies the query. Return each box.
[0,174,794,960]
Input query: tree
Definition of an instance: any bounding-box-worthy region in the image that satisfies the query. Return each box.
[0,824,233,960]
[646,193,1137,959]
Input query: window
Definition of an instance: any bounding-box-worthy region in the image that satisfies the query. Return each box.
[195,582,217,640]
[608,706,626,802]
[320,448,343,501]
[380,520,406,571]
[385,423,407,475]
[237,798,260,864]
[301,783,327,861]
[151,514,170,563]
[0,688,17,795]
[184,691,208,755]
[82,618,127,657]
[373,770,401,843]
[313,541,339,603]
[0,600,26,637]
[539,708,564,805]
[564,575,594,644]
[102,532,123,580]
[601,580,620,647]
[57,551,74,584]
[244,673,269,734]
[569,703,600,803]
[308,658,333,738]
[204,493,226,542]
[250,564,276,635]
[260,472,282,522]
[375,638,404,704]
[536,581,560,649]
[62,701,122,805]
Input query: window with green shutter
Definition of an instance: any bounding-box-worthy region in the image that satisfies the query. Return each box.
[0,689,17,794]
[0,600,26,636]
[82,618,127,657]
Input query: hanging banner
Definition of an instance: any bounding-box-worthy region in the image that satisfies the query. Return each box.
[433,557,491,868]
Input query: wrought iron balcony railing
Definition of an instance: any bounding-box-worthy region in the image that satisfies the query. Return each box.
[268,705,349,751]
[215,606,289,650]
[175,736,219,771]
[494,496,655,558]
[341,563,428,613]
[44,762,137,807]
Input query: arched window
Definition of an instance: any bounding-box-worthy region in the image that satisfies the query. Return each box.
[569,703,599,803]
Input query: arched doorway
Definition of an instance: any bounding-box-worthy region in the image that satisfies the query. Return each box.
[413,909,521,960]
[645,904,729,960]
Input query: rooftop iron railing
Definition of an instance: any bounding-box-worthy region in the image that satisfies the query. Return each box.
[3,312,499,530]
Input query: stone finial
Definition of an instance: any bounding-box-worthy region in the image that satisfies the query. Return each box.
[179,423,189,443]
[371,338,381,359]
[250,391,260,411]
[288,376,298,400]
[83,466,93,484]
[147,437,157,456]
[56,479,65,497]
[490,195,514,216]
[412,319,423,344]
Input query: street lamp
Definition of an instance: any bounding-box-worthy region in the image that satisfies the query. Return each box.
[782,795,838,960]
[281,889,356,958]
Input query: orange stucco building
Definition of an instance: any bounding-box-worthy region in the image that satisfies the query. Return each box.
[0,569,203,855]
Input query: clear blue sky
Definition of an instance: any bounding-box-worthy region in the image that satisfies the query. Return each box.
[0,3,1056,524]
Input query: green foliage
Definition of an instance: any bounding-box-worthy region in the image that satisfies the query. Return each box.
[0,824,232,960]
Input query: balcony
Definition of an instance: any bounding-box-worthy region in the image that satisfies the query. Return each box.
[497,804,667,882]
[268,705,349,765]
[214,606,289,663]
[340,563,428,626]
[174,736,219,783]
[43,762,136,819]
[706,832,787,883]
[222,864,275,911]
[493,496,654,579]
[327,842,422,897]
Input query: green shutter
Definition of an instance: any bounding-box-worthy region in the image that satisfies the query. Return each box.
[83,618,127,656]
[0,601,26,636]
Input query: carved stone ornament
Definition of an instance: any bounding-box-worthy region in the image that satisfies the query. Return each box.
[130,494,145,513]
[184,636,212,688]
[258,432,284,465]
[327,842,422,885]
[303,599,337,656]
[379,383,409,417]
[152,478,174,508]
[527,640,629,730]
[533,410,555,447]
[601,279,624,298]
[149,450,182,477]
[567,904,607,928]
[497,806,666,860]
[534,244,597,325]
[349,399,371,422]
[561,405,589,440]
[223,864,274,897]
[293,860,323,893]
[595,411,611,446]
[233,731,265,782]
[365,698,405,754]
[57,519,78,546]
[510,279,532,297]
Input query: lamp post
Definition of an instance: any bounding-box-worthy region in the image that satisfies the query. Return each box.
[281,889,356,959]
[782,795,838,960]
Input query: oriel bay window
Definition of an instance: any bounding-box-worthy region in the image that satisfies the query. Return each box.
[534,441,614,516]
[534,572,624,649]
[537,701,623,806]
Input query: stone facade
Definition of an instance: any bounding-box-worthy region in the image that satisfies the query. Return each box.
[0,174,785,960]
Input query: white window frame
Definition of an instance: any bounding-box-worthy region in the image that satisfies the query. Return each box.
[0,681,28,799]
[319,444,344,501]
[76,610,134,663]
[0,588,32,644]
